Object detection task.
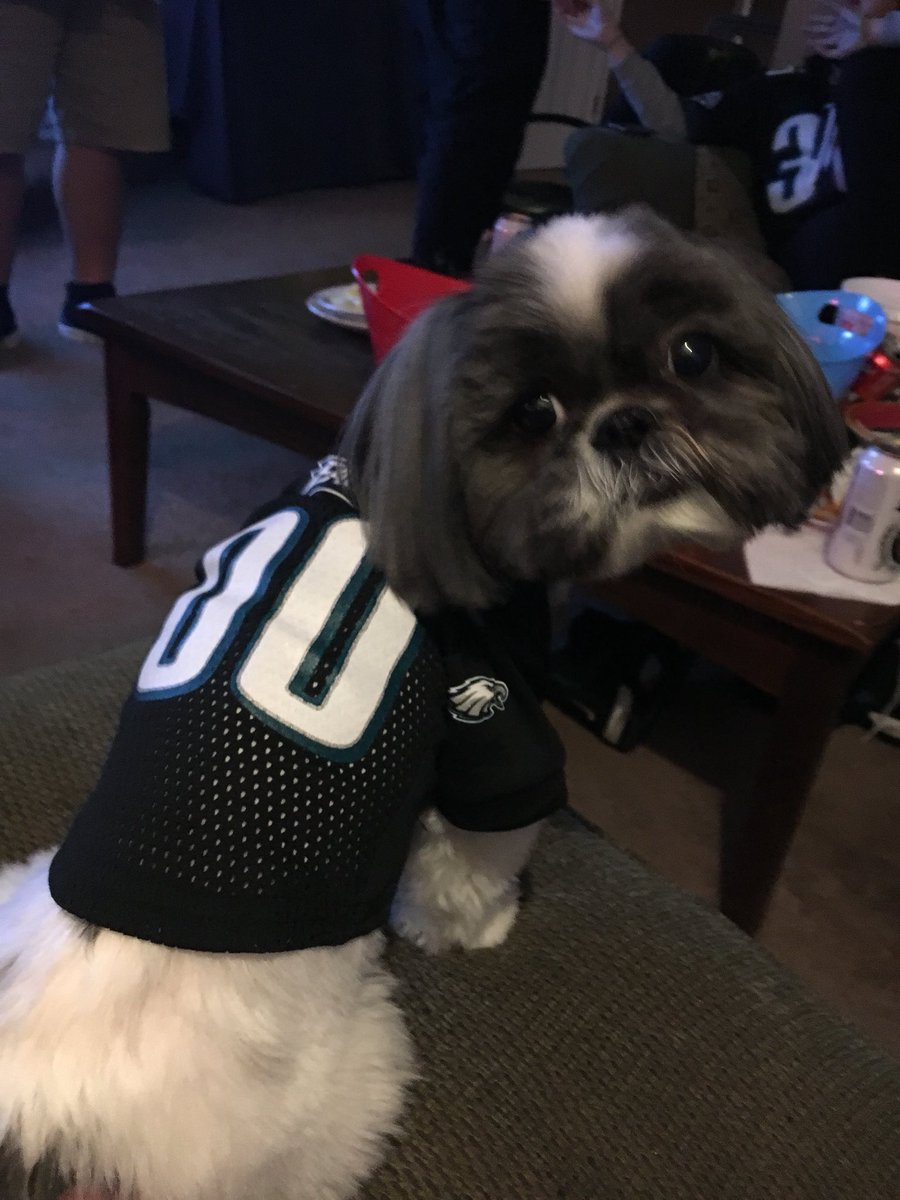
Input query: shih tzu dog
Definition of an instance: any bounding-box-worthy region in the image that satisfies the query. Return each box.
[0,211,844,1200]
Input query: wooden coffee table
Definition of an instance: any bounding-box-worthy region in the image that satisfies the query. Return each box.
[81,266,372,567]
[595,550,899,934]
[81,270,900,936]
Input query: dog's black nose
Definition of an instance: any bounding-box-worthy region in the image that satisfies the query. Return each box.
[591,406,657,455]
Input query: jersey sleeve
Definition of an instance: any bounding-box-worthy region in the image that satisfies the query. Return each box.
[426,608,567,833]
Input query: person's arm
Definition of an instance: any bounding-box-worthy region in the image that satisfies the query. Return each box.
[610,50,689,140]
[554,1,688,139]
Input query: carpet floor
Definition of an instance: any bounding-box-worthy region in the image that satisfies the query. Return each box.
[1,160,897,1053]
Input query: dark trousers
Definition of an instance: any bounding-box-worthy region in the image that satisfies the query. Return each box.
[407,0,550,275]
[776,46,900,288]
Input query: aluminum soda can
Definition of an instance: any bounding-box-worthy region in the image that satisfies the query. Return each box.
[826,444,900,583]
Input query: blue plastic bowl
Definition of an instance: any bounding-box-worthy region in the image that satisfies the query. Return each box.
[777,289,887,398]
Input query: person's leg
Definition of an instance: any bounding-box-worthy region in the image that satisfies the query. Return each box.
[52,141,123,283]
[0,0,65,340]
[51,0,169,333]
[59,1189,119,1200]
[830,43,900,278]
[0,153,25,287]
[409,0,550,275]
[771,203,847,288]
[0,152,25,342]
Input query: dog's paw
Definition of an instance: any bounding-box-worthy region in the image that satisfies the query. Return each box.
[463,901,519,950]
[390,906,449,955]
[390,896,519,955]
[391,809,536,954]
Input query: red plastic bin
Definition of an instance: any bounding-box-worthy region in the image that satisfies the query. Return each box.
[351,255,471,363]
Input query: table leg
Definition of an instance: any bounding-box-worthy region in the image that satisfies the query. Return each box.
[105,343,150,567]
[719,643,858,936]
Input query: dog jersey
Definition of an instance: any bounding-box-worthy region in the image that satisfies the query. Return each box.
[48,462,567,953]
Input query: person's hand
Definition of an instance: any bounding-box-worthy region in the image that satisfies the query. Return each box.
[553,0,593,19]
[554,1,633,63]
[554,1,624,52]
[807,0,900,56]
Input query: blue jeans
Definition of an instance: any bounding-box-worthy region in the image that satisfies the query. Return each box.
[407,0,550,275]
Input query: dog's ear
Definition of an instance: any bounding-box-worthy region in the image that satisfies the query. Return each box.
[340,295,503,612]
[761,294,849,523]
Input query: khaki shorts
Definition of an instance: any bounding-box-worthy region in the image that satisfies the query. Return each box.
[0,0,170,154]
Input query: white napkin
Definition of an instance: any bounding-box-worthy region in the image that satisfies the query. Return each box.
[743,524,900,605]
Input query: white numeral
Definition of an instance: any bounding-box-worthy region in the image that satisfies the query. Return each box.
[138,510,306,697]
[137,510,418,759]
[235,519,417,752]
[767,106,843,215]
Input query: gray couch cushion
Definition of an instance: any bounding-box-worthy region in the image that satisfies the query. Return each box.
[565,125,697,231]
[563,126,789,290]
[1,646,898,1199]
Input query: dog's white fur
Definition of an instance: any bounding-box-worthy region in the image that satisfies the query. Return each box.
[391,812,542,955]
[0,853,415,1200]
[528,214,639,333]
[0,212,844,1199]
[0,816,531,1198]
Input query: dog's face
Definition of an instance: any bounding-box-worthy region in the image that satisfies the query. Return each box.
[343,212,847,611]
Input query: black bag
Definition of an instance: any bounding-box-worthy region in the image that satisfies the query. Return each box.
[842,634,900,742]
[547,609,690,752]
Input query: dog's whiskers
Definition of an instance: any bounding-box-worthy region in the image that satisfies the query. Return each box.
[639,427,714,488]
[672,427,716,477]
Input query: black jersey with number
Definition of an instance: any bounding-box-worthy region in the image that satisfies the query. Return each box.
[48,462,566,953]
[681,60,842,242]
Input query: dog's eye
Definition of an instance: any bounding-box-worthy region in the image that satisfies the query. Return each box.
[511,393,559,436]
[668,333,717,379]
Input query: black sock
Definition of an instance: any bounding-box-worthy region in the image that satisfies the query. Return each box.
[65,280,115,305]
[0,284,15,335]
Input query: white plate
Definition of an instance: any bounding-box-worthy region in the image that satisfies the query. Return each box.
[305,292,368,333]
[310,283,366,317]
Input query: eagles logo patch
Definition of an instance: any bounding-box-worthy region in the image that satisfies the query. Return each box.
[448,675,509,724]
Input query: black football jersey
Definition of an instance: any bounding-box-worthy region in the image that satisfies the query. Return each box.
[682,61,843,241]
[48,460,566,952]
